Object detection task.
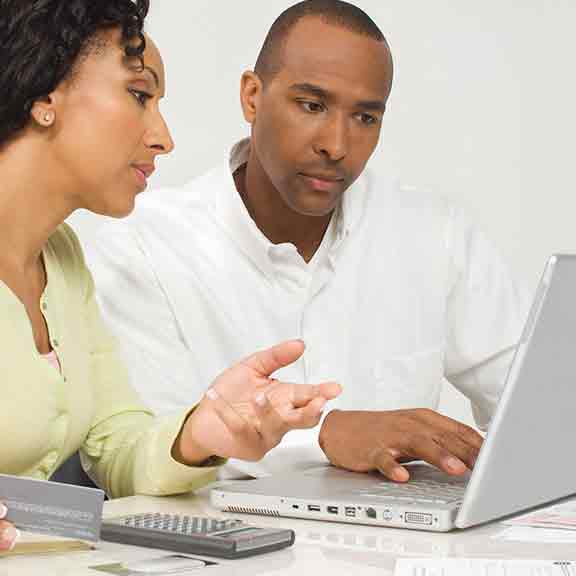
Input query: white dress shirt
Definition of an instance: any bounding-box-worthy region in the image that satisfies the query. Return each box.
[82,140,530,475]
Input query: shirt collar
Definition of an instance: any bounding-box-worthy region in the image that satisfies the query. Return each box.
[210,138,367,277]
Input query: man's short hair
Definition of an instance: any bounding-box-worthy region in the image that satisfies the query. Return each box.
[254,0,386,84]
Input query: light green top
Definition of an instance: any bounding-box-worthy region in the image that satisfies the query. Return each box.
[0,224,219,498]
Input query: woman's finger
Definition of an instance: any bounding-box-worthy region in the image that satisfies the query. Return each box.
[282,396,327,429]
[0,519,19,551]
[252,392,290,450]
[240,340,305,377]
[267,380,342,409]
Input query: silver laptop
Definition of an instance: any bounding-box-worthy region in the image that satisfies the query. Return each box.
[211,255,576,531]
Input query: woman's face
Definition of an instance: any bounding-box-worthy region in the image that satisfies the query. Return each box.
[47,30,173,217]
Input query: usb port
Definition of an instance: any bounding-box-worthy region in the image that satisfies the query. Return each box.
[327,506,339,515]
[307,504,321,512]
[345,507,356,517]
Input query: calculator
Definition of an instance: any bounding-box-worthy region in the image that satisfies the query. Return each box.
[100,513,295,559]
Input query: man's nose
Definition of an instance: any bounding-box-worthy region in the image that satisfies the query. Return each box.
[313,112,348,162]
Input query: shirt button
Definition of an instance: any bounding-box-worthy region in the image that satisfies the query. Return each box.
[42,302,48,311]
[52,339,59,348]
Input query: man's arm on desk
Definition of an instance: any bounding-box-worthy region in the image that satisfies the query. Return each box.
[318,408,483,482]
[320,201,529,482]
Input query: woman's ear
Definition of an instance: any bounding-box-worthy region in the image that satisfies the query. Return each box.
[30,95,57,128]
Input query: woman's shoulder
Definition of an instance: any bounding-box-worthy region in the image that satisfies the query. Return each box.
[45,223,92,293]
[47,222,86,266]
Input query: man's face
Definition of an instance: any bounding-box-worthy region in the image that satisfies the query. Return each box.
[245,17,393,217]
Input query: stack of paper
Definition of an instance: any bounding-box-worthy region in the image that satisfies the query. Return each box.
[503,499,576,531]
[394,558,576,575]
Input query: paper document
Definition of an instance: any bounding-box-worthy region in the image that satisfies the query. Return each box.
[503,498,576,531]
[394,558,576,575]
[0,531,93,557]
[495,526,576,544]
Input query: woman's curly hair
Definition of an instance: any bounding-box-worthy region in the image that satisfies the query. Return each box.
[0,0,150,146]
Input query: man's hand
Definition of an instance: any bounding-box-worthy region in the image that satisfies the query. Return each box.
[177,340,341,464]
[318,408,483,481]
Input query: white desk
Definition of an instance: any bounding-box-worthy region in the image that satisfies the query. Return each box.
[2,488,575,576]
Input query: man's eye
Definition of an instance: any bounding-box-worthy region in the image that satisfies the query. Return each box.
[357,112,377,125]
[129,89,152,106]
[299,100,325,113]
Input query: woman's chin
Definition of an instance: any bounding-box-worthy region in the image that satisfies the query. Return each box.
[89,196,136,219]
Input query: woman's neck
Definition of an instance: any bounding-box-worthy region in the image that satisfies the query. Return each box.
[0,138,77,272]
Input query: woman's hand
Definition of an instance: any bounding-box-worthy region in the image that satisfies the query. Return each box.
[177,340,341,463]
[0,502,19,551]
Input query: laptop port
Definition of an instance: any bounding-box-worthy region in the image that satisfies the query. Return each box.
[307,504,321,512]
[405,512,433,526]
[344,507,356,517]
[327,506,339,515]
[366,507,377,519]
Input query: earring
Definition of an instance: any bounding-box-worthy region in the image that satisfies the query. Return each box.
[41,111,54,126]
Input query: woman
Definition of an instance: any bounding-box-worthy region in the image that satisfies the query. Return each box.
[0,0,340,550]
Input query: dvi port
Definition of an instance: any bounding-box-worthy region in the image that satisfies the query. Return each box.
[404,512,433,526]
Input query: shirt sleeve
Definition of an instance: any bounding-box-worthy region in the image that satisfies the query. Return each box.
[80,221,198,416]
[443,207,533,430]
[65,227,220,498]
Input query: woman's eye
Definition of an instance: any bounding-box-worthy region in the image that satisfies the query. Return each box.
[129,89,152,106]
[300,100,325,113]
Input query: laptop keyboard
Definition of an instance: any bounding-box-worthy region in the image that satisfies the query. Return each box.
[354,469,467,505]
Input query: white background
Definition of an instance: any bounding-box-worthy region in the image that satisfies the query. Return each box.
[72,0,576,425]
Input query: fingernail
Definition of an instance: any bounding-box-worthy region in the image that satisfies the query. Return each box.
[446,457,466,472]
[255,392,267,406]
[393,467,409,482]
[205,388,218,401]
[2,526,20,549]
[0,503,6,519]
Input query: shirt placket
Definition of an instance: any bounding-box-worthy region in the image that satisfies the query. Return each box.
[38,291,70,478]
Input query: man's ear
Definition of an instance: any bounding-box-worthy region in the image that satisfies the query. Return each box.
[240,71,263,125]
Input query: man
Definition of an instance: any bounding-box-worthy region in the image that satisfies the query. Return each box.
[83,0,529,482]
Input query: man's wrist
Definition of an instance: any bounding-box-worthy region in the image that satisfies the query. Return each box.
[318,408,342,451]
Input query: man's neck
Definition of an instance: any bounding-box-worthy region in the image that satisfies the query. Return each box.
[235,155,333,264]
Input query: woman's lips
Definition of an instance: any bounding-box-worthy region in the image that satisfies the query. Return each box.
[133,166,148,188]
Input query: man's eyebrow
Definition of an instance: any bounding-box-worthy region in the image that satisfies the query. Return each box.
[290,82,386,111]
[356,99,386,112]
[290,82,329,99]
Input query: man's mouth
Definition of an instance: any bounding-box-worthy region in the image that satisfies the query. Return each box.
[299,172,345,192]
